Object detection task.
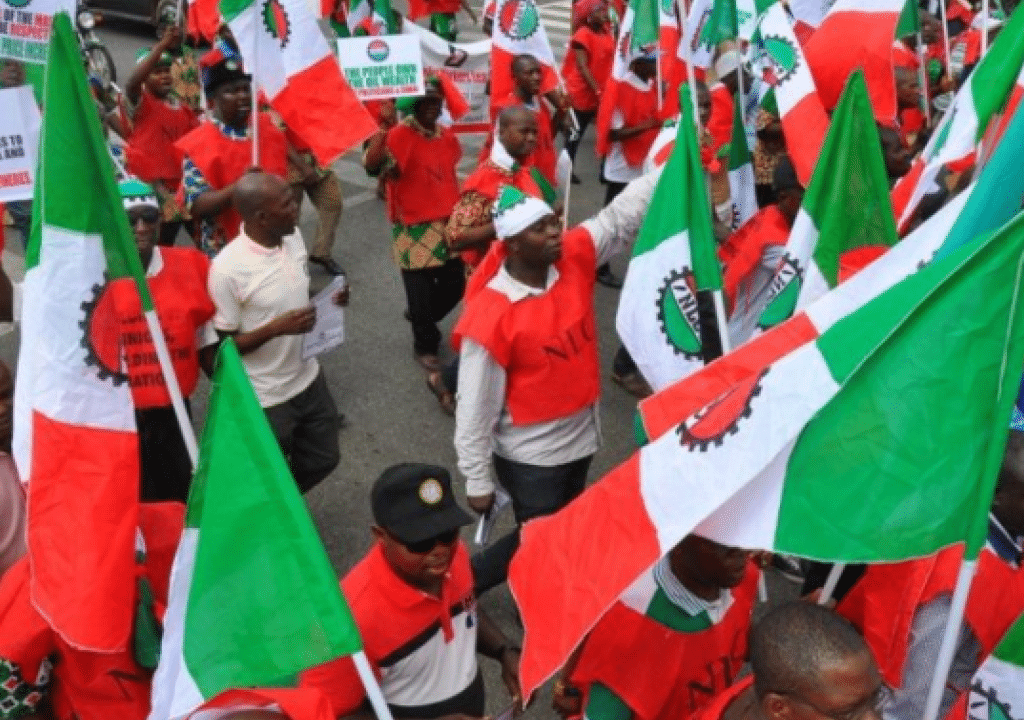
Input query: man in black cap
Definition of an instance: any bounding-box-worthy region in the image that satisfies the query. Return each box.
[175,48,301,255]
[301,463,522,720]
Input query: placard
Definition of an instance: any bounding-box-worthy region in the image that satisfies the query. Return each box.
[0,85,39,203]
[337,34,424,101]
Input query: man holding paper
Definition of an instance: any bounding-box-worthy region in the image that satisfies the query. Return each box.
[207,172,348,493]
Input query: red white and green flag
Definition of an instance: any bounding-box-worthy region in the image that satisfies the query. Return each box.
[727,92,756,232]
[511,207,1024,699]
[757,71,897,332]
[186,688,335,720]
[803,0,903,124]
[891,7,1024,232]
[11,12,146,653]
[148,341,363,720]
[346,0,398,34]
[490,0,560,103]
[617,88,722,392]
[221,0,377,165]
[749,2,829,186]
[970,614,1024,720]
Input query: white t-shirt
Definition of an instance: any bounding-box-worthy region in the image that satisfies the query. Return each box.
[208,229,319,408]
[604,74,654,184]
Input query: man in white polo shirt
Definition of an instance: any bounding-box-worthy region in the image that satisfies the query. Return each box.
[207,171,347,493]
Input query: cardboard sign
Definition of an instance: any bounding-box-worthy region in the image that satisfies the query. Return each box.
[337,34,425,101]
[0,85,40,203]
[0,0,75,98]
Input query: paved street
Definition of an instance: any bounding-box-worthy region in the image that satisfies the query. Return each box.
[0,7,798,715]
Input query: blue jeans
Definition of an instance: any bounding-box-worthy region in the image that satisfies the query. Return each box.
[471,453,593,594]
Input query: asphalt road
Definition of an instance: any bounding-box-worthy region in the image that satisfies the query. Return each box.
[0,11,799,717]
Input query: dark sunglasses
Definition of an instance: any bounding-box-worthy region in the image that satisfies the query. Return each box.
[128,208,161,225]
[397,528,460,554]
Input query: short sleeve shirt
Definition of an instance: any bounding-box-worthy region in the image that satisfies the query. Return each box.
[301,543,480,718]
[208,229,319,407]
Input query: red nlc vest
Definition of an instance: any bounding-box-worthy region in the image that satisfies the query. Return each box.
[458,163,546,268]
[174,113,290,241]
[616,81,668,168]
[86,249,215,408]
[452,228,601,425]
[837,545,1024,716]
[570,563,760,720]
[385,124,462,226]
[125,91,199,187]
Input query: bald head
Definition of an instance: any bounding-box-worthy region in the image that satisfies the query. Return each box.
[498,105,539,161]
[499,104,535,132]
[233,172,289,222]
[750,602,872,699]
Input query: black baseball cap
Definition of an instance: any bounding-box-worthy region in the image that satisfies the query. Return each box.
[372,463,473,544]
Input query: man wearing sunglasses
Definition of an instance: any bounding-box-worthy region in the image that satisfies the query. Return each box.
[302,463,522,720]
[0,179,217,503]
[690,602,887,720]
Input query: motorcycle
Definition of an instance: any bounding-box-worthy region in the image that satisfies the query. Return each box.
[76,2,117,87]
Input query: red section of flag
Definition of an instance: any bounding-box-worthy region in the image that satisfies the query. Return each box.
[783,91,831,187]
[804,9,900,125]
[194,688,336,720]
[28,411,139,652]
[510,453,663,699]
[271,56,378,166]
[187,0,221,43]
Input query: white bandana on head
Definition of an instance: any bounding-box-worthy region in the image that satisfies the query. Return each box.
[493,185,553,239]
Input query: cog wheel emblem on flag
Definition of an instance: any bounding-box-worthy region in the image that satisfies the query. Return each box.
[968,683,1019,720]
[757,35,798,88]
[757,255,803,331]
[262,0,291,49]
[498,0,539,41]
[79,281,129,387]
[677,369,768,451]
[657,268,703,359]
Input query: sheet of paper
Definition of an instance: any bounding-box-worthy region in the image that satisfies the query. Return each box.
[302,276,346,360]
[474,488,511,547]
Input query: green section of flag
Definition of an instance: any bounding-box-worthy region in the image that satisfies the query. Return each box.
[218,0,253,25]
[776,212,1024,561]
[728,91,750,171]
[36,14,151,308]
[994,613,1024,664]
[631,0,659,51]
[895,0,919,38]
[965,5,1024,125]
[184,340,362,695]
[700,0,738,45]
[802,71,897,287]
[632,86,722,291]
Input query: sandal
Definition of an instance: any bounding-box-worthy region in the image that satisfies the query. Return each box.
[426,371,456,416]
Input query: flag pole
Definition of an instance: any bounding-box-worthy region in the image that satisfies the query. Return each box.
[352,649,397,720]
[656,51,664,110]
[938,0,952,88]
[250,28,260,167]
[920,559,978,720]
[141,313,200,468]
[916,32,931,127]
[712,290,731,353]
[980,0,989,57]
[817,562,846,605]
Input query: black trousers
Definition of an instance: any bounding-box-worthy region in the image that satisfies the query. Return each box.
[401,258,466,356]
[566,108,597,163]
[263,371,342,493]
[471,454,593,594]
[138,401,193,503]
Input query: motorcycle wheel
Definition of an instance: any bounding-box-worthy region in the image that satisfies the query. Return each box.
[84,44,117,85]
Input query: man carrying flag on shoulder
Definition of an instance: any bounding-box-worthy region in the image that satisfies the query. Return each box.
[300,463,522,719]
[176,50,292,255]
[453,171,660,595]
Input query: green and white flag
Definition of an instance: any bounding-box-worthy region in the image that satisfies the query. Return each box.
[757,70,897,332]
[617,87,723,392]
[148,340,363,720]
[727,92,756,232]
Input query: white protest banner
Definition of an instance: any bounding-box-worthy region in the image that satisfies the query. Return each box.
[404,20,492,133]
[337,34,425,101]
[0,86,40,203]
[0,0,75,95]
